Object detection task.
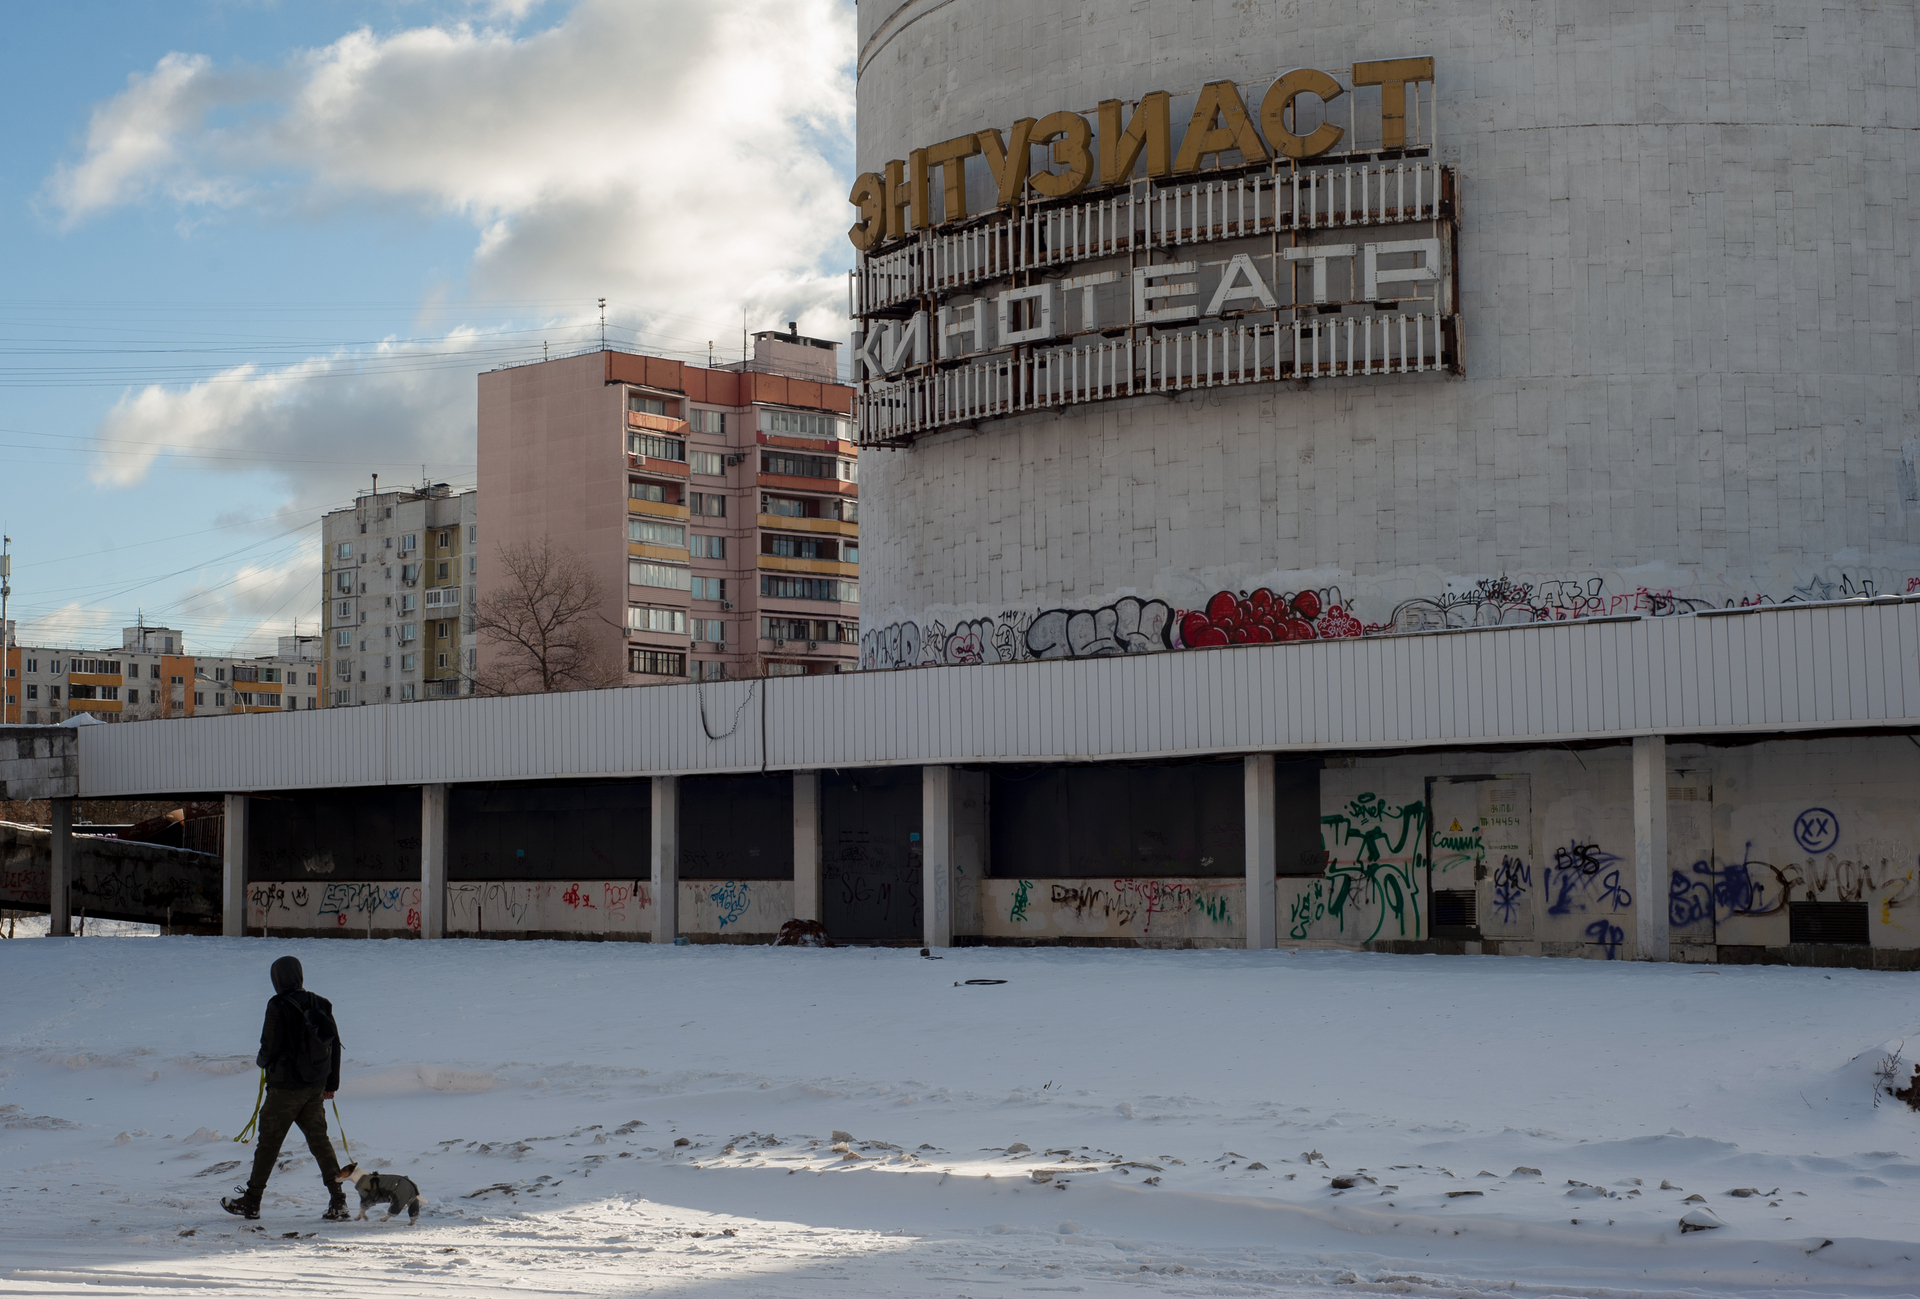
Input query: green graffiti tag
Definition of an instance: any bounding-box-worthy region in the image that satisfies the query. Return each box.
[1295,794,1429,942]
[1009,878,1033,924]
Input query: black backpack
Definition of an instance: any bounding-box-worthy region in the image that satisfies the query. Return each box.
[278,994,337,1086]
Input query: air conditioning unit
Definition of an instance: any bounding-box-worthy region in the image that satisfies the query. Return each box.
[720,600,733,610]
[774,638,785,647]
[725,453,746,466]
[808,640,819,650]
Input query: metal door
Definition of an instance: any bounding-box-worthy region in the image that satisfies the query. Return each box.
[1427,774,1533,940]
[822,768,922,942]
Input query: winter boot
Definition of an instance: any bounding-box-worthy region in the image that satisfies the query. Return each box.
[322,1189,351,1221]
[221,1189,260,1220]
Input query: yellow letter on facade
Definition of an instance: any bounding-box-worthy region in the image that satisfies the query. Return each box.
[1027,111,1094,198]
[1172,81,1269,173]
[1259,69,1345,160]
[848,172,886,251]
[885,149,931,237]
[925,134,981,223]
[1097,92,1171,184]
[1352,57,1434,149]
[977,119,1038,208]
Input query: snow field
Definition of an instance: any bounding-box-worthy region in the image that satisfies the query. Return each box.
[1,937,1917,1297]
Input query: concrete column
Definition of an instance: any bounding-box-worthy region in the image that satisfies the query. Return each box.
[650,775,678,943]
[922,765,954,948]
[1631,735,1669,962]
[792,771,823,923]
[420,783,448,939]
[48,797,73,937]
[222,794,248,938]
[1243,755,1277,949]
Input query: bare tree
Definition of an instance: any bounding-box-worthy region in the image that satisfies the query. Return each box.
[471,539,621,695]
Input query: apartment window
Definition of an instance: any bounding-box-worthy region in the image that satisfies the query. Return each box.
[689,409,725,435]
[468,557,477,575]
[24,658,36,673]
[628,433,686,461]
[628,394,671,416]
[337,601,353,618]
[126,663,139,678]
[436,561,450,579]
[306,672,317,685]
[215,667,226,681]
[694,619,725,644]
[760,409,852,441]
[170,675,184,686]
[689,534,725,559]
[150,664,160,679]
[402,563,420,582]
[766,663,808,677]
[630,560,692,591]
[69,684,96,700]
[234,692,253,706]
[765,534,838,561]
[399,624,417,643]
[437,621,451,642]
[336,572,353,594]
[195,692,205,705]
[331,690,349,706]
[337,659,353,678]
[336,542,353,560]
[400,594,417,613]
[629,480,669,504]
[400,533,417,552]
[761,575,857,603]
[844,542,859,564]
[691,576,726,601]
[436,531,450,548]
[699,661,726,681]
[25,684,37,700]
[628,648,686,677]
[835,498,859,523]
[690,450,724,476]
[233,665,259,683]
[401,654,416,671]
[689,491,726,517]
[627,606,686,635]
[436,652,450,668]
[215,693,227,706]
[468,525,477,544]
[627,518,686,546]
[761,495,814,518]
[264,668,280,683]
[400,684,416,701]
[761,451,848,480]
[424,586,458,609]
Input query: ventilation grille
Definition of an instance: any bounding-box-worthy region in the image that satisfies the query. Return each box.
[1431,889,1478,933]
[1789,901,1869,945]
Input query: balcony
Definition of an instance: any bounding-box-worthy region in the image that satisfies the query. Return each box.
[755,512,857,536]
[757,554,858,578]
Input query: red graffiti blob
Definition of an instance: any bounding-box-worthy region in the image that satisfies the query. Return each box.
[1179,588,1333,647]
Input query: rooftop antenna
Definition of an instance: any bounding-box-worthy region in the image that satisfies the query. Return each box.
[544,339,549,361]
[598,297,607,351]
[741,310,748,367]
[708,339,714,369]
[371,472,378,500]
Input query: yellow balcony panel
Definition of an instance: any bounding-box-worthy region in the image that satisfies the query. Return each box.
[68,698,123,713]
[628,542,692,561]
[69,673,123,688]
[756,514,857,537]
[757,554,860,578]
[629,499,691,521]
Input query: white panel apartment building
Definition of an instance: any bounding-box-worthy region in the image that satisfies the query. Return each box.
[320,484,478,706]
[2,627,321,724]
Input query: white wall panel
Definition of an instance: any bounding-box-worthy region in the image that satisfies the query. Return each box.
[77,598,1920,797]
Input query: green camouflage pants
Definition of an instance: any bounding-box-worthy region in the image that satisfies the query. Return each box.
[245,1084,341,1199]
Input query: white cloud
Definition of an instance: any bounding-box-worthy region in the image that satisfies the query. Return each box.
[48,0,857,339]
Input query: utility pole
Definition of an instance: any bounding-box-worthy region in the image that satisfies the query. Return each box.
[0,535,11,725]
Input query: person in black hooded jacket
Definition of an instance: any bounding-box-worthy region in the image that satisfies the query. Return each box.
[222,956,349,1221]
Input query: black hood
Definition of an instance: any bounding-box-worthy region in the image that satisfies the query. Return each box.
[270,956,304,995]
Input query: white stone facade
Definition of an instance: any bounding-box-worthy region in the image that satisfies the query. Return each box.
[854,0,1920,667]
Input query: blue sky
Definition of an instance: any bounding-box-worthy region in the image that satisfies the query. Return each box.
[0,0,854,657]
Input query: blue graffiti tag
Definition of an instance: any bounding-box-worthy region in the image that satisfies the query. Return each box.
[1585,919,1625,958]
[708,881,752,928]
[1545,841,1626,915]
[1490,856,1531,924]
[1793,808,1839,855]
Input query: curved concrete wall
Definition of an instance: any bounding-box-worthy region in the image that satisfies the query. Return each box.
[854,0,1920,667]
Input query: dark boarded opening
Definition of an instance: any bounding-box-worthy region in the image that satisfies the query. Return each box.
[680,774,794,879]
[1789,900,1869,945]
[822,766,922,941]
[248,787,421,882]
[989,760,1243,879]
[1274,760,1327,876]
[449,781,647,881]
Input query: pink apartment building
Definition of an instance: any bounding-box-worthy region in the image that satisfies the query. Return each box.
[476,331,860,685]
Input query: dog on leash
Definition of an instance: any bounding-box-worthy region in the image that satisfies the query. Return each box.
[334,1163,423,1223]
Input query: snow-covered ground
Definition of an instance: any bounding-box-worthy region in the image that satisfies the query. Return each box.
[1,937,1916,1298]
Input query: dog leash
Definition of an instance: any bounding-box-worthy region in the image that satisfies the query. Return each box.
[332,1097,351,1162]
[234,1069,265,1144]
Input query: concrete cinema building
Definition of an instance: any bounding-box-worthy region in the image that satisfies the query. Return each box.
[839,0,1920,960]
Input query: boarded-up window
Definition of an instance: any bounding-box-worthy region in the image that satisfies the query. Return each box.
[1274,760,1327,876]
[988,761,1243,878]
[679,774,794,879]
[448,782,648,881]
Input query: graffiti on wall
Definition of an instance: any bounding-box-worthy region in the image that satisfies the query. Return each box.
[708,881,753,928]
[248,881,423,933]
[1490,856,1531,924]
[1288,793,1429,943]
[1543,841,1631,918]
[997,877,1239,937]
[865,567,1920,670]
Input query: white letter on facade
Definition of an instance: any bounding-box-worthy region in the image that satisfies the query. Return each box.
[1281,244,1355,305]
[939,299,989,359]
[1062,270,1121,331]
[1132,262,1199,324]
[996,284,1055,345]
[1363,238,1442,302]
[1205,253,1278,316]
